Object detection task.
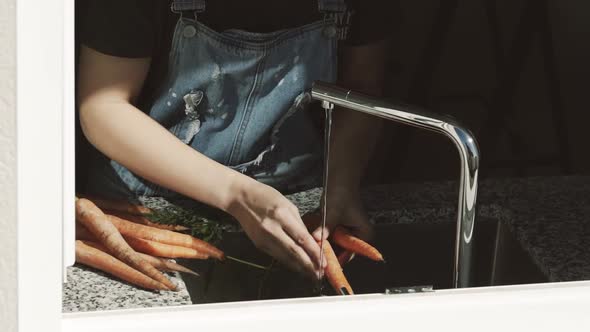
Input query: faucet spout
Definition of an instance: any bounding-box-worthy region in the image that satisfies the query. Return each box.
[311,81,480,288]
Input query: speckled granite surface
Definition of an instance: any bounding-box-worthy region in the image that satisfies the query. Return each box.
[353,175,590,282]
[62,265,192,312]
[63,175,590,312]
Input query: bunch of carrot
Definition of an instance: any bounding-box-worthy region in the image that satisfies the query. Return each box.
[74,196,225,292]
[302,212,385,296]
[74,195,383,296]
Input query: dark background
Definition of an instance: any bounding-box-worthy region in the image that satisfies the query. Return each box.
[75,0,590,193]
[365,0,590,184]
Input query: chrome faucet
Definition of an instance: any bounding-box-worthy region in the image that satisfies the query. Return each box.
[311,81,480,288]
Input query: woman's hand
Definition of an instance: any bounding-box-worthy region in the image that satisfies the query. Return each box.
[312,187,374,242]
[227,176,327,279]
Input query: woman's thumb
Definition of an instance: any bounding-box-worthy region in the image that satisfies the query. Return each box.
[312,226,330,242]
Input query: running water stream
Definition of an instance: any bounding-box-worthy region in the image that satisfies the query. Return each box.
[317,105,333,295]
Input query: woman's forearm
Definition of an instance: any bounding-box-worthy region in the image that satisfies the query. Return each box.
[327,39,389,194]
[79,100,244,212]
[327,109,383,192]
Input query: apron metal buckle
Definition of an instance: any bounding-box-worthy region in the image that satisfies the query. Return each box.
[170,3,205,21]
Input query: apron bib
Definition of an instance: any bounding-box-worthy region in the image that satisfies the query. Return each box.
[88,0,348,199]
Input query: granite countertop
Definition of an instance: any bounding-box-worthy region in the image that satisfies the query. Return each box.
[354,175,590,282]
[63,175,590,312]
[62,265,192,313]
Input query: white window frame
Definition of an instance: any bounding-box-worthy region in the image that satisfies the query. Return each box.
[15,0,590,331]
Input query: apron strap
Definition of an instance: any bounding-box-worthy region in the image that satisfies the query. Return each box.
[170,0,206,14]
[170,0,349,40]
[171,0,346,16]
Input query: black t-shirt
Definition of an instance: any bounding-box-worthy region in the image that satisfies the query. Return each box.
[78,0,398,107]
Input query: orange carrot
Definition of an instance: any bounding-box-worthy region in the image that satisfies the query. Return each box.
[136,253,200,277]
[107,214,224,260]
[123,236,209,259]
[79,219,208,260]
[83,240,200,277]
[75,240,168,291]
[76,222,97,241]
[331,226,384,262]
[78,194,152,215]
[337,250,355,266]
[75,198,177,290]
[320,240,353,295]
[105,210,189,231]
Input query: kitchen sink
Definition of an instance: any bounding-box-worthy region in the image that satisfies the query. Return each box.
[342,215,546,293]
[178,207,547,304]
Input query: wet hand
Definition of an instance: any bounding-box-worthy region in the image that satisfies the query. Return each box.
[311,188,374,242]
[227,177,327,279]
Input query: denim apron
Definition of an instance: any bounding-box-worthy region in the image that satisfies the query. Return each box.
[87,0,349,199]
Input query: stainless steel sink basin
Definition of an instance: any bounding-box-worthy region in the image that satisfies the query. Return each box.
[341,215,545,292]
[178,206,547,304]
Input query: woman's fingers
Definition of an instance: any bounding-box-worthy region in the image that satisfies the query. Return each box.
[312,225,330,242]
[281,213,327,270]
[341,209,374,241]
[268,226,320,279]
[354,222,375,241]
